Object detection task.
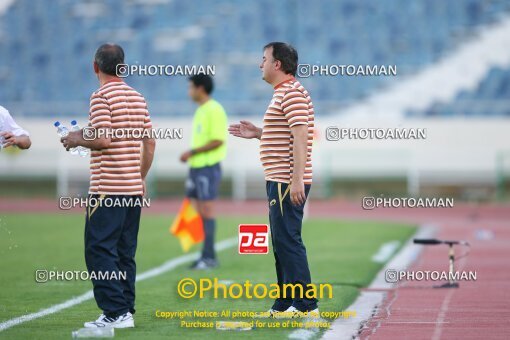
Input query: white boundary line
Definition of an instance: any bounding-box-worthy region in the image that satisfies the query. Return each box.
[0,237,237,332]
[320,224,437,340]
[371,241,400,263]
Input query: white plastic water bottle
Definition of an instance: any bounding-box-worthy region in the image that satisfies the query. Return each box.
[54,121,69,138]
[70,120,90,157]
[71,327,114,338]
[55,121,71,154]
[68,121,79,155]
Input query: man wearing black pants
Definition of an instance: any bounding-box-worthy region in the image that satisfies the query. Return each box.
[84,195,142,321]
[62,43,155,328]
[229,42,318,316]
[266,182,314,313]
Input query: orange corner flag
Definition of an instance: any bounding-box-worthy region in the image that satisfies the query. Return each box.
[170,198,204,252]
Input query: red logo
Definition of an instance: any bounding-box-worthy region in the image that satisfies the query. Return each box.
[238,224,269,254]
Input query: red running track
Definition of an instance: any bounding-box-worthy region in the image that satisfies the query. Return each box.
[357,214,510,340]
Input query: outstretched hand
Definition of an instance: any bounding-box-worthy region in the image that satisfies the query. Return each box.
[228,120,261,139]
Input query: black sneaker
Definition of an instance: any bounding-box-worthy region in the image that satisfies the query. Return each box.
[189,259,200,269]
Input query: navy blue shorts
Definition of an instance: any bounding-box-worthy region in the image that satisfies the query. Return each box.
[185,163,222,201]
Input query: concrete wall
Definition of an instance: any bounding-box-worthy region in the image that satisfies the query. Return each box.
[1,117,509,196]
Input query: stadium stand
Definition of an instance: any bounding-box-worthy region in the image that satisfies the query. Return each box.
[408,66,510,117]
[1,0,510,116]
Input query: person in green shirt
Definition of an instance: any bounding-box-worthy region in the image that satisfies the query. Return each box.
[180,74,227,269]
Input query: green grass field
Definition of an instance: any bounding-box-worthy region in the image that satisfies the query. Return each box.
[0,213,416,339]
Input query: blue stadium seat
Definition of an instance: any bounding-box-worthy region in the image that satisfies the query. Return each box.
[0,0,509,116]
[407,66,510,117]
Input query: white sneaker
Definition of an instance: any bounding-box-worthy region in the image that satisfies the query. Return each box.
[254,308,280,318]
[274,306,320,319]
[84,312,134,328]
[190,259,218,270]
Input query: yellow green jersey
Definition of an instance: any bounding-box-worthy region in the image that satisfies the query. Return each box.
[189,99,228,168]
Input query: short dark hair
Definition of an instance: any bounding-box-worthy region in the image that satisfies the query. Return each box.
[94,43,125,76]
[263,42,298,76]
[189,74,214,94]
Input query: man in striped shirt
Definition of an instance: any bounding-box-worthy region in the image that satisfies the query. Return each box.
[61,43,155,329]
[229,42,318,317]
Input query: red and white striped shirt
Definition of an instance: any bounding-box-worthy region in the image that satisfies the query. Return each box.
[260,77,314,184]
[88,79,152,195]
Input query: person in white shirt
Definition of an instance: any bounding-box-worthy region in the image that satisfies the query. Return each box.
[0,105,31,150]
